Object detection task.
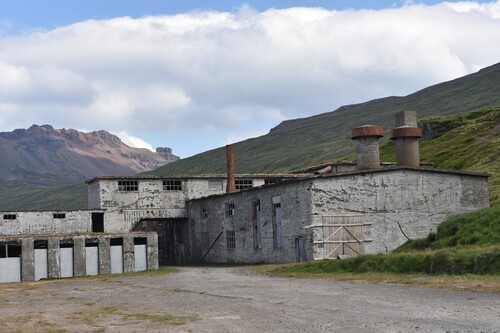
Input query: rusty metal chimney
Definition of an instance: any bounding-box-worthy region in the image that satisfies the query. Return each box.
[226,144,236,193]
[390,111,422,167]
[351,125,384,170]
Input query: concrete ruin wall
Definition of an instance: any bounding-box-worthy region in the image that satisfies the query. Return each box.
[187,181,313,264]
[0,210,97,236]
[310,168,490,254]
[0,232,158,283]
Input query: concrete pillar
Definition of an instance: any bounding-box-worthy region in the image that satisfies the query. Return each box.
[47,237,61,279]
[98,237,111,275]
[351,125,384,170]
[391,111,422,167]
[21,238,35,281]
[73,237,86,277]
[123,235,135,273]
[147,233,159,270]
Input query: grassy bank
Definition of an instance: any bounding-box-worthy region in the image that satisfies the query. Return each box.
[264,206,500,290]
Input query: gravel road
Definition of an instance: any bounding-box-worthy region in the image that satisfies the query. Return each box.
[1,266,498,332]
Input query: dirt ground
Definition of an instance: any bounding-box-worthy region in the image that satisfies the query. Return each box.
[1,266,498,333]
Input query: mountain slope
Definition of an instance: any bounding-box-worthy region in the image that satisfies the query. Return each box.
[147,62,500,176]
[0,125,179,184]
[380,107,500,206]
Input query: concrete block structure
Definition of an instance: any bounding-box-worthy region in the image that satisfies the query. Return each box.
[0,232,157,283]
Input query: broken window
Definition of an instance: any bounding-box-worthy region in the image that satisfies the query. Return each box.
[225,202,235,217]
[208,180,223,190]
[53,213,66,219]
[200,207,209,219]
[118,180,138,192]
[201,232,210,251]
[235,179,253,190]
[272,196,283,249]
[226,230,236,249]
[163,180,182,191]
[264,179,279,186]
[3,214,16,220]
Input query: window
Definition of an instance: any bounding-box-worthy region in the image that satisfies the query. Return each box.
[0,244,21,258]
[235,179,253,190]
[226,230,236,249]
[163,180,182,191]
[200,207,209,219]
[225,202,235,217]
[253,200,262,249]
[118,180,138,192]
[201,232,210,251]
[3,214,16,220]
[272,196,283,249]
[53,213,66,219]
[208,180,223,190]
[264,179,279,186]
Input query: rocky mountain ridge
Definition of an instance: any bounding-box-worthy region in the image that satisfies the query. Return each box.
[0,125,179,184]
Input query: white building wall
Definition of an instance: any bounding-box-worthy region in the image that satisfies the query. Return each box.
[0,211,93,236]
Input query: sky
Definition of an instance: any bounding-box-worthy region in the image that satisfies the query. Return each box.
[0,1,499,158]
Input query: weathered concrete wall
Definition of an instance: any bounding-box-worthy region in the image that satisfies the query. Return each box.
[0,211,94,236]
[310,169,490,254]
[0,232,158,283]
[187,168,489,263]
[187,181,313,264]
[87,182,101,209]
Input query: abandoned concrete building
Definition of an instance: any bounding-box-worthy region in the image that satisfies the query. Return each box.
[0,111,490,283]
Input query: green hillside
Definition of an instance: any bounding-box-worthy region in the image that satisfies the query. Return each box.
[146,62,500,176]
[380,107,500,205]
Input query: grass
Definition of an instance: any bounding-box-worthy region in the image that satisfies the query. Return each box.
[261,206,500,290]
[253,265,500,292]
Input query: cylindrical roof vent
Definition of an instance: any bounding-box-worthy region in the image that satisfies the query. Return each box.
[351,125,384,171]
[390,111,422,167]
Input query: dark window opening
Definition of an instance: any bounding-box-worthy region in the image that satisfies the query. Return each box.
[3,214,16,220]
[0,245,6,258]
[7,244,22,257]
[85,241,98,247]
[110,238,123,246]
[118,180,138,192]
[163,180,182,191]
[225,202,235,217]
[92,213,104,233]
[134,237,147,245]
[34,240,48,249]
[226,230,236,249]
[60,242,74,248]
[53,213,66,219]
[235,179,253,190]
[264,179,280,186]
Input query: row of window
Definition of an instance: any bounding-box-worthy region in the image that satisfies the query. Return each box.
[3,213,65,220]
[116,179,263,192]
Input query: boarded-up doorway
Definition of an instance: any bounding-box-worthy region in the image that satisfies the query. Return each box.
[132,218,186,266]
[308,215,370,260]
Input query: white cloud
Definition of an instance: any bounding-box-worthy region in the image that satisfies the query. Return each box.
[0,2,499,156]
[116,131,154,151]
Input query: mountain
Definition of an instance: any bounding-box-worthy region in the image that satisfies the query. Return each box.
[0,125,179,185]
[146,62,500,176]
[0,126,179,210]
